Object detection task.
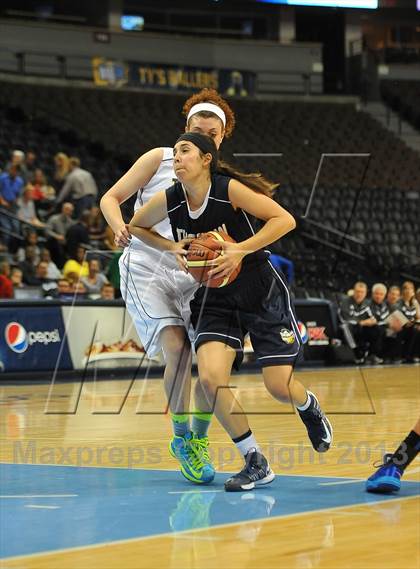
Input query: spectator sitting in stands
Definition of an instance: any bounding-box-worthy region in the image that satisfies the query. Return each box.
[7,150,28,182]
[33,261,56,285]
[28,169,55,211]
[58,278,73,299]
[416,287,420,306]
[17,186,45,228]
[49,277,73,300]
[0,260,13,299]
[45,202,75,268]
[0,165,24,210]
[53,152,70,191]
[19,245,41,285]
[395,281,420,364]
[0,165,24,244]
[10,267,24,289]
[40,248,61,280]
[56,157,98,217]
[73,280,87,297]
[63,245,89,282]
[369,283,390,364]
[65,210,91,259]
[81,258,109,299]
[30,261,60,297]
[387,285,401,311]
[89,206,107,248]
[340,281,381,364]
[15,229,41,264]
[100,283,115,300]
[25,151,37,181]
[384,285,404,363]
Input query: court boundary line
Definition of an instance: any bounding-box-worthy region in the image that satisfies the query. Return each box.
[1,461,419,479]
[1,491,419,562]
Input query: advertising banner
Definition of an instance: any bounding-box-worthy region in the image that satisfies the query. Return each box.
[61,305,160,371]
[295,300,338,361]
[0,299,337,372]
[92,57,255,96]
[0,306,72,373]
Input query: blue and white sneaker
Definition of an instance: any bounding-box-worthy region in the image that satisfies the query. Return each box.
[366,454,402,493]
[169,432,215,484]
[224,449,275,492]
[298,391,333,452]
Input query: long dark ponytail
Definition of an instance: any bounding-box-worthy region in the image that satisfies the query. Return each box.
[217,160,278,197]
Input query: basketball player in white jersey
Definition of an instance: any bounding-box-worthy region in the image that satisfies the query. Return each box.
[100,90,236,484]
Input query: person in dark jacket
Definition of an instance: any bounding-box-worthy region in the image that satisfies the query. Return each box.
[368,283,390,364]
[340,281,381,364]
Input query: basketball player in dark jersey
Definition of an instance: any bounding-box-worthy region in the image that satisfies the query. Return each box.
[129,133,333,492]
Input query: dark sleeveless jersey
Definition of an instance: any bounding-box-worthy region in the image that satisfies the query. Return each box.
[165,173,269,273]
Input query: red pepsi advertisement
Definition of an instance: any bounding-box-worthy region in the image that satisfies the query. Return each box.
[0,306,72,373]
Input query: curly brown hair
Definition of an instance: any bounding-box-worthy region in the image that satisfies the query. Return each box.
[183,88,235,138]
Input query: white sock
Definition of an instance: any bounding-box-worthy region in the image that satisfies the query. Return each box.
[296,391,312,412]
[233,431,260,456]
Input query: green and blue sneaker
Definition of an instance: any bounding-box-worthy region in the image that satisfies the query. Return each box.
[169,432,215,484]
[191,434,215,482]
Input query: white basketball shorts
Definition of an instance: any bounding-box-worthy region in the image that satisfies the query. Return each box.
[119,244,199,357]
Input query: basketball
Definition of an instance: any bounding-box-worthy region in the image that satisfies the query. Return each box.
[186,230,242,288]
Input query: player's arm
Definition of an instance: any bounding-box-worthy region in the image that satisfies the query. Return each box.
[229,179,296,252]
[100,148,163,247]
[209,180,295,277]
[129,192,191,270]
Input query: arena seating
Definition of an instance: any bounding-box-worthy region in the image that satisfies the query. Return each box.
[1,79,419,293]
[1,80,419,192]
[380,80,420,131]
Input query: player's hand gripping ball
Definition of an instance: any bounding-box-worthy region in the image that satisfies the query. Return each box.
[186,231,242,288]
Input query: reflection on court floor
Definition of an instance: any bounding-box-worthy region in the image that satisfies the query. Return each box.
[1,463,419,559]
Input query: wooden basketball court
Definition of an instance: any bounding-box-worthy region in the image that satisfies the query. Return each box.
[1,365,419,568]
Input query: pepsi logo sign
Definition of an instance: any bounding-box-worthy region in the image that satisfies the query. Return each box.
[5,322,28,353]
[297,321,309,344]
[5,322,61,353]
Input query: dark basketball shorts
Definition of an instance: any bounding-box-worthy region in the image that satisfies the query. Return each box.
[190,261,303,369]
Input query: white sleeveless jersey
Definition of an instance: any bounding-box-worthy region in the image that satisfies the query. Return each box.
[121,147,198,356]
[131,147,175,252]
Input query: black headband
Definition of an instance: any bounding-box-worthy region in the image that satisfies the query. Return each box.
[175,132,218,172]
